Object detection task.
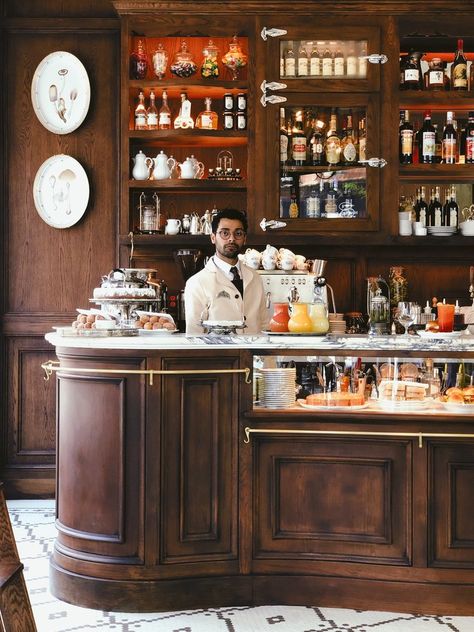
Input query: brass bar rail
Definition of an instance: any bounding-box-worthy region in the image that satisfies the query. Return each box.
[41,360,251,386]
[244,427,474,448]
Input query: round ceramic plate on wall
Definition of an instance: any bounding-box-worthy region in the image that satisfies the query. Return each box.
[33,154,90,228]
[31,51,91,134]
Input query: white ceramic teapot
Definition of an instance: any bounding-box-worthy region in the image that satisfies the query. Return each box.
[244,248,261,270]
[150,150,177,180]
[189,155,205,179]
[165,218,182,235]
[132,150,151,180]
[178,156,202,179]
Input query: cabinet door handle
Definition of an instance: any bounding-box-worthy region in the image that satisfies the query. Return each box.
[261,80,287,93]
[361,53,388,64]
[260,93,287,107]
[261,27,288,41]
[260,218,287,231]
[359,157,387,168]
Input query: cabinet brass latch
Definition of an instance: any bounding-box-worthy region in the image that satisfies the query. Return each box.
[260,27,288,41]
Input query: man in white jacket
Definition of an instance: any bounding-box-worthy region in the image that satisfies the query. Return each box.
[184,209,268,334]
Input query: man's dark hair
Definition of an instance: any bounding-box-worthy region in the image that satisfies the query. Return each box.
[211,208,248,234]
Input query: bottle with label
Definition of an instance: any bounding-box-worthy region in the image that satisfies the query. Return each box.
[403,52,422,90]
[130,38,148,80]
[399,109,414,164]
[291,110,307,166]
[322,45,334,77]
[223,109,234,130]
[425,57,445,91]
[465,111,474,162]
[236,110,246,130]
[309,42,321,76]
[346,43,357,76]
[224,93,234,111]
[297,41,309,77]
[237,93,247,111]
[173,92,194,129]
[280,107,289,167]
[418,185,428,226]
[428,186,442,227]
[419,110,436,163]
[309,117,326,165]
[434,124,443,163]
[334,44,345,76]
[325,109,341,166]
[452,39,468,90]
[158,89,171,129]
[442,111,457,164]
[289,189,299,218]
[196,97,218,130]
[146,90,158,130]
[446,185,459,228]
[358,117,367,163]
[284,42,296,77]
[341,112,357,164]
[134,90,148,130]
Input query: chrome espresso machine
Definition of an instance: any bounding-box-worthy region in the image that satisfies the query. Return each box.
[258,259,336,318]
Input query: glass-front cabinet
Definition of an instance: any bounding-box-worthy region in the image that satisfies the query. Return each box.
[258,22,385,233]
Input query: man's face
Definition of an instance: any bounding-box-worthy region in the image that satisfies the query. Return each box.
[211,218,247,263]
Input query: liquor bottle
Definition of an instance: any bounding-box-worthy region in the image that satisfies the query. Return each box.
[442,111,457,164]
[465,111,474,162]
[442,189,450,226]
[419,110,436,163]
[297,41,309,76]
[280,107,289,167]
[224,93,234,111]
[324,180,338,216]
[237,93,247,111]
[458,118,466,164]
[158,89,171,129]
[196,97,218,130]
[325,109,341,166]
[291,110,307,166]
[134,90,148,130]
[322,45,333,77]
[399,109,414,164]
[146,90,158,129]
[223,110,234,130]
[334,44,345,76]
[358,117,367,163]
[130,38,148,80]
[309,117,326,165]
[403,52,422,90]
[451,39,468,91]
[289,189,299,218]
[341,112,357,165]
[346,43,357,76]
[399,56,406,90]
[446,185,459,228]
[413,187,421,221]
[434,124,442,163]
[428,186,442,227]
[418,185,428,226]
[284,42,296,77]
[174,92,194,129]
[309,42,321,76]
[236,110,246,130]
[425,57,445,91]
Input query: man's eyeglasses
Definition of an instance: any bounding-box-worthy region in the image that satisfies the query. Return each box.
[216,229,246,240]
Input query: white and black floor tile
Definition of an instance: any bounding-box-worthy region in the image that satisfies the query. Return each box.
[7,500,474,632]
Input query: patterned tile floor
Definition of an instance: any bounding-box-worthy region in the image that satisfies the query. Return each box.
[6,499,474,632]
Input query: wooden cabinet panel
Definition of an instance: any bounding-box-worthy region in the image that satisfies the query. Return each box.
[252,436,412,566]
[55,356,147,562]
[159,355,240,567]
[429,441,474,568]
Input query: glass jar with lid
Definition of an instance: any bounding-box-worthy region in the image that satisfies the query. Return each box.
[201,39,220,78]
[170,40,197,78]
[389,266,408,310]
[221,35,247,80]
[152,43,168,79]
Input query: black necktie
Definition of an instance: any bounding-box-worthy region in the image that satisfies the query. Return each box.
[230,266,243,296]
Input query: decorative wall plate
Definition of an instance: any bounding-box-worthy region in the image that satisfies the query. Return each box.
[31,51,91,134]
[33,154,90,228]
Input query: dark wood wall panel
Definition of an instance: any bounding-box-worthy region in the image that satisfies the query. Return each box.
[5,1,116,18]
[6,30,118,315]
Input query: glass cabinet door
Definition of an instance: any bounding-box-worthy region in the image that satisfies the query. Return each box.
[258,22,384,233]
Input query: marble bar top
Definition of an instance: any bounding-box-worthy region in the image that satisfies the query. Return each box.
[45,331,474,353]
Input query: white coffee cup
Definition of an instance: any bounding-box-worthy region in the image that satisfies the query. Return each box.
[414,221,427,236]
[262,254,277,270]
[398,219,412,236]
[279,255,295,271]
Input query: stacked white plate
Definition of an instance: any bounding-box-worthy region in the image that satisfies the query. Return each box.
[329,313,346,334]
[460,221,474,236]
[259,367,296,408]
[427,226,457,237]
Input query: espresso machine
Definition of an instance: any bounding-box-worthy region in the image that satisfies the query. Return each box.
[258,259,335,319]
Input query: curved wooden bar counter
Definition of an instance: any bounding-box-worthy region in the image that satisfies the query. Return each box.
[45,332,474,614]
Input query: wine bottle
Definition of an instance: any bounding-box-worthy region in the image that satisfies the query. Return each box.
[309,42,321,76]
[158,89,171,130]
[284,42,296,77]
[297,41,309,77]
[322,45,333,77]
[280,107,289,167]
[419,110,436,164]
[418,186,428,227]
[428,186,442,227]
[404,52,422,90]
[291,110,307,166]
[358,117,367,163]
[341,112,357,165]
[325,109,341,166]
[146,90,158,130]
[442,111,457,164]
[134,90,148,130]
[309,117,326,165]
[465,111,474,163]
[452,39,468,91]
[399,109,414,164]
[447,185,459,228]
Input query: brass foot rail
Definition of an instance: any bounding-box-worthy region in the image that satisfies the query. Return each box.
[244,427,474,448]
[42,360,251,386]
